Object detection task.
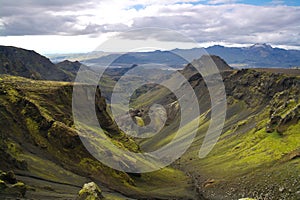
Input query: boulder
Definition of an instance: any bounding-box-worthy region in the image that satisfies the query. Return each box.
[77,182,105,200]
[239,198,256,200]
[0,180,7,190]
[0,170,17,184]
[6,182,27,197]
[0,170,27,197]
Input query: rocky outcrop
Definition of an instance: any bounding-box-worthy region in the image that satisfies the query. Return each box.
[267,91,300,133]
[77,182,105,200]
[0,170,27,197]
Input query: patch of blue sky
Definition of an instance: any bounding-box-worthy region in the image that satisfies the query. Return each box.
[180,0,300,6]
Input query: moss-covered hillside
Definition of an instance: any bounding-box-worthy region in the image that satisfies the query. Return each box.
[0,75,197,199]
[132,56,300,200]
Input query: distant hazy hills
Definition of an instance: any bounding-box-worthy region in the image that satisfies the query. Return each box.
[206,43,300,68]
[82,50,188,68]
[51,43,300,69]
[1,44,300,83]
[174,43,300,68]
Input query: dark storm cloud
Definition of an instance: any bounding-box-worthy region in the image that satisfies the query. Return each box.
[0,0,90,12]
[119,4,300,47]
[0,0,91,18]
[1,13,78,35]
[0,0,96,35]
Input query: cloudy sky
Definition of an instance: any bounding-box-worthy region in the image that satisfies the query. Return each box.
[0,0,300,54]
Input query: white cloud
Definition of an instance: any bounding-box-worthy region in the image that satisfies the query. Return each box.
[0,34,116,54]
[208,0,238,4]
[270,0,285,5]
[1,1,300,53]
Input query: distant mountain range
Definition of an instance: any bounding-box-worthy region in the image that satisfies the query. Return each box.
[2,44,300,84]
[48,43,300,69]
[206,43,300,68]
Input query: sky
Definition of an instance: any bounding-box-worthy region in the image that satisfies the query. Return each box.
[0,0,300,54]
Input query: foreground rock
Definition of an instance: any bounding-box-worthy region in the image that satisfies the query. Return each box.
[77,182,105,200]
[0,170,27,197]
[239,198,257,200]
[239,198,256,200]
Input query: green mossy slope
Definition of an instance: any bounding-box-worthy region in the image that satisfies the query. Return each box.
[132,60,300,199]
[0,75,196,199]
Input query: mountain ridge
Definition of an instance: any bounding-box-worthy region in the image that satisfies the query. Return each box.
[0,45,74,81]
[47,43,300,69]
